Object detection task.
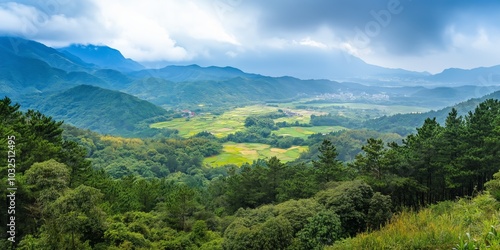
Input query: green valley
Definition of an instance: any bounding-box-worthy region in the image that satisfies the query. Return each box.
[150,104,342,165]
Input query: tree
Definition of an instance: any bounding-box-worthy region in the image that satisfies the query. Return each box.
[42,185,106,249]
[353,138,388,181]
[438,108,467,198]
[406,118,443,205]
[161,184,200,231]
[24,160,70,214]
[313,139,345,183]
[316,180,374,236]
[464,99,500,192]
[277,163,318,202]
[257,216,294,250]
[366,192,392,229]
[264,156,285,202]
[297,210,342,249]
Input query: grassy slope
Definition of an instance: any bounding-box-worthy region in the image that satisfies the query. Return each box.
[328,193,500,249]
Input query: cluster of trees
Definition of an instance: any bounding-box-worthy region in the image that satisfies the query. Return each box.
[223,114,306,148]
[351,100,500,207]
[2,97,500,249]
[63,126,223,178]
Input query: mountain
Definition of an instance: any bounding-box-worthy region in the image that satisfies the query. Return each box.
[0,47,108,98]
[59,44,144,72]
[124,74,385,108]
[129,64,252,82]
[0,36,93,72]
[429,65,500,85]
[0,38,137,97]
[26,85,170,135]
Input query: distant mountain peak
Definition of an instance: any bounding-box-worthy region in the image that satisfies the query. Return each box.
[58,44,144,72]
[0,36,93,72]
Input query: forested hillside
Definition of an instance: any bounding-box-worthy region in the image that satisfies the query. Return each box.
[23,85,172,136]
[364,90,500,135]
[2,96,500,249]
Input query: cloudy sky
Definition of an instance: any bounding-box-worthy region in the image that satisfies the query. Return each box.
[1,0,500,78]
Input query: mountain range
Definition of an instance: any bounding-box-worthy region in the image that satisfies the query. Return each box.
[2,36,500,135]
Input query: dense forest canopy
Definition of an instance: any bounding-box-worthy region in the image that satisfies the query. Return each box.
[2,97,500,249]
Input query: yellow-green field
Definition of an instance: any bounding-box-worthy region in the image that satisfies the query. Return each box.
[150,105,326,138]
[273,126,347,139]
[204,142,308,166]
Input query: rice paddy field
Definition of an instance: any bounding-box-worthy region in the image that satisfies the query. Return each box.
[150,105,326,138]
[203,142,308,166]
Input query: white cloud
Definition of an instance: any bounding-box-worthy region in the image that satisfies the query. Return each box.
[91,0,240,61]
[298,37,327,49]
[0,2,42,36]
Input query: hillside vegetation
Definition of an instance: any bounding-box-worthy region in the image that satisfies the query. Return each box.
[27,85,171,136]
[329,192,500,249]
[2,97,500,249]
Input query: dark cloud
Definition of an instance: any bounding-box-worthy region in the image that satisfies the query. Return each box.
[245,0,500,55]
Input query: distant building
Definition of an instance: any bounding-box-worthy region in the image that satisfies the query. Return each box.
[181,110,195,118]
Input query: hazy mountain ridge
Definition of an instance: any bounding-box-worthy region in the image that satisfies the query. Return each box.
[429,65,500,85]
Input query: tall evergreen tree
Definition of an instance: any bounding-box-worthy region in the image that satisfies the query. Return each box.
[313,139,345,183]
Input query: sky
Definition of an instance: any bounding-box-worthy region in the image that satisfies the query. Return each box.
[1,0,500,79]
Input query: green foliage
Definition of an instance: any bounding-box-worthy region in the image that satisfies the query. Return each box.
[224,199,321,250]
[316,180,390,236]
[366,192,393,229]
[158,184,202,231]
[296,210,342,250]
[485,171,500,201]
[63,127,223,178]
[299,129,402,162]
[313,139,346,183]
[37,185,106,249]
